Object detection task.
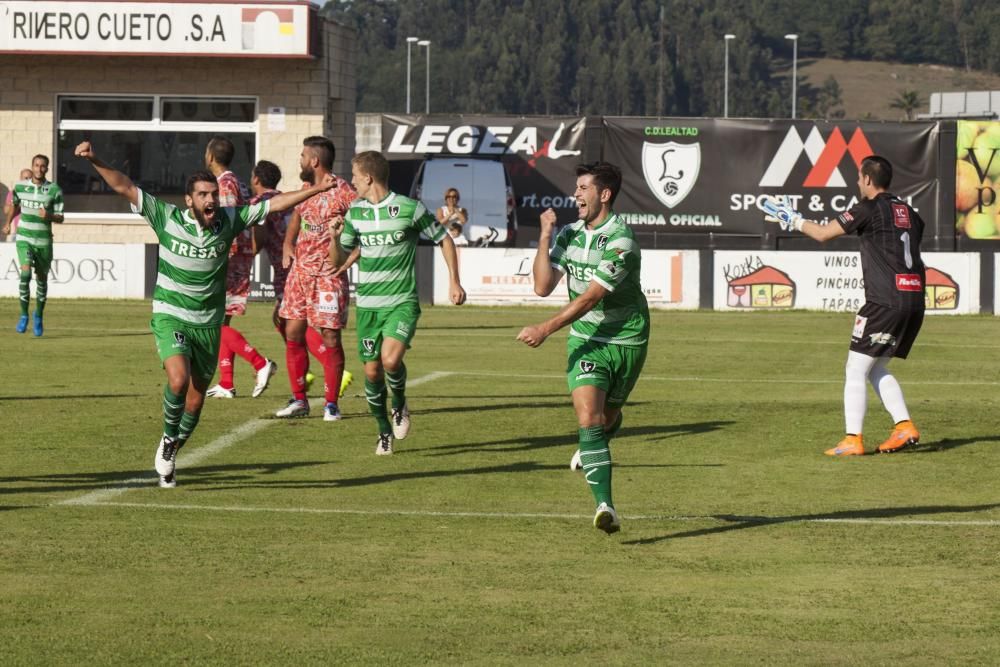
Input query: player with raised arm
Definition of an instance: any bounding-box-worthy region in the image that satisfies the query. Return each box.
[75,141,337,488]
[517,161,650,535]
[3,155,64,336]
[758,155,924,456]
[204,136,277,400]
[332,151,466,455]
[275,137,357,421]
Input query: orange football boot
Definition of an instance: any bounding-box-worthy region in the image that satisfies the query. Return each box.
[876,420,919,454]
[825,434,865,457]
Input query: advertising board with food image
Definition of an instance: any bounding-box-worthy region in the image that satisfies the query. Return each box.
[956,120,1000,239]
[714,251,979,314]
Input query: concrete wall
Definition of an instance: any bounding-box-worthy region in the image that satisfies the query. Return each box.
[0,18,355,244]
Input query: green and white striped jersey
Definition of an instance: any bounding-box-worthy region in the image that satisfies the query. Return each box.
[11,179,64,248]
[549,213,650,346]
[340,192,446,310]
[133,189,269,327]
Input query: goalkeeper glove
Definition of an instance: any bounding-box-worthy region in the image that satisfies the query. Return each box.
[758,195,804,232]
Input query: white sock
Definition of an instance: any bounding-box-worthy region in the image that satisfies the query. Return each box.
[869,356,911,424]
[844,351,876,434]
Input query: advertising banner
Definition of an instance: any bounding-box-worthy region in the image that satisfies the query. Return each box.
[248,252,358,302]
[433,247,699,309]
[381,115,586,239]
[0,243,147,298]
[603,118,940,236]
[0,1,313,57]
[713,250,978,314]
[956,120,1000,238]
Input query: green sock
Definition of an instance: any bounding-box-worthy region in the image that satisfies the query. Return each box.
[579,425,613,507]
[34,275,47,316]
[365,378,392,434]
[162,386,184,439]
[605,411,624,440]
[385,363,407,410]
[177,410,201,447]
[18,271,30,316]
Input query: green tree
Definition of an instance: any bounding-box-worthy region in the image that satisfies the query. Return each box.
[889,89,923,120]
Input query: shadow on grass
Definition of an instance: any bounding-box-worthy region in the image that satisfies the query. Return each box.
[416,400,653,417]
[0,393,146,402]
[0,461,329,496]
[894,435,1000,454]
[419,420,732,456]
[623,502,1000,546]
[190,459,720,492]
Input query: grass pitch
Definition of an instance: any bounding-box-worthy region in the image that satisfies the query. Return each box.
[2,300,999,664]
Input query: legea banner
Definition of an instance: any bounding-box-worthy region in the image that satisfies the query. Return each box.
[381,114,586,239]
[0,243,148,298]
[713,250,978,315]
[603,118,940,236]
[0,1,313,57]
[433,247,700,309]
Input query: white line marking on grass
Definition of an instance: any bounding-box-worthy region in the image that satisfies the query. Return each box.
[62,501,1000,528]
[58,372,452,506]
[59,418,274,506]
[444,370,1000,387]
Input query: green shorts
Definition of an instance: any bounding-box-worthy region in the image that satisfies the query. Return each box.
[566,336,648,409]
[355,302,421,363]
[150,315,221,384]
[16,241,52,276]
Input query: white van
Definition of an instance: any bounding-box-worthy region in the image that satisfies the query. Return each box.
[411,157,517,245]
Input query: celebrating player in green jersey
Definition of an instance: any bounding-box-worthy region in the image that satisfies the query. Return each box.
[517,161,650,534]
[332,151,466,455]
[75,140,339,488]
[3,155,64,336]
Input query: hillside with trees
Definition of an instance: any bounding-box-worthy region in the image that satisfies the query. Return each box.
[324,0,1000,119]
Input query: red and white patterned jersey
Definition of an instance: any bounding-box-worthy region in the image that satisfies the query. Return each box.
[292,175,357,276]
[250,189,291,269]
[217,171,253,260]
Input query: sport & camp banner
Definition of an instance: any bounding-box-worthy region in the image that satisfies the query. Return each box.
[603,118,940,236]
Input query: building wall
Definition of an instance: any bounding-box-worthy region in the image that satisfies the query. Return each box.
[0,18,355,244]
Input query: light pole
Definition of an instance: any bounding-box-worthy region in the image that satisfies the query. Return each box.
[406,36,419,114]
[418,39,431,114]
[785,33,798,119]
[723,34,735,118]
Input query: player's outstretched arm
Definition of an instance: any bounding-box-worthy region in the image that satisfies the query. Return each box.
[268,173,337,214]
[758,195,845,243]
[516,280,607,348]
[75,141,139,205]
[438,233,467,305]
[2,201,15,235]
[532,208,562,297]
[332,246,360,278]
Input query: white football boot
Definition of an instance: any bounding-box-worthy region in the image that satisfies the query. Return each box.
[252,359,278,398]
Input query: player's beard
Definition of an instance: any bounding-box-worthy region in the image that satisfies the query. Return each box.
[193,202,218,228]
[300,165,315,184]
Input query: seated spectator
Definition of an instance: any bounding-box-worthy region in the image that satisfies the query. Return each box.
[447,221,469,246]
[436,188,468,233]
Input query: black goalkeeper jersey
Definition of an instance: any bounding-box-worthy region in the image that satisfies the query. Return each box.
[835,192,926,312]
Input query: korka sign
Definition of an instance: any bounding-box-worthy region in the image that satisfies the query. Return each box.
[714,251,978,315]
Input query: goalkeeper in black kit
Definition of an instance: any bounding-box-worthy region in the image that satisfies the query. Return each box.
[759,155,924,457]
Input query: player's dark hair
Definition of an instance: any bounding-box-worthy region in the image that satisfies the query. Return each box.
[186,170,218,196]
[575,161,623,205]
[206,136,235,168]
[352,151,390,184]
[303,136,336,171]
[32,154,49,166]
[253,160,282,189]
[860,155,892,189]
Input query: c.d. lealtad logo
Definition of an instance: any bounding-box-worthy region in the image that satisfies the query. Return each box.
[642,141,700,208]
